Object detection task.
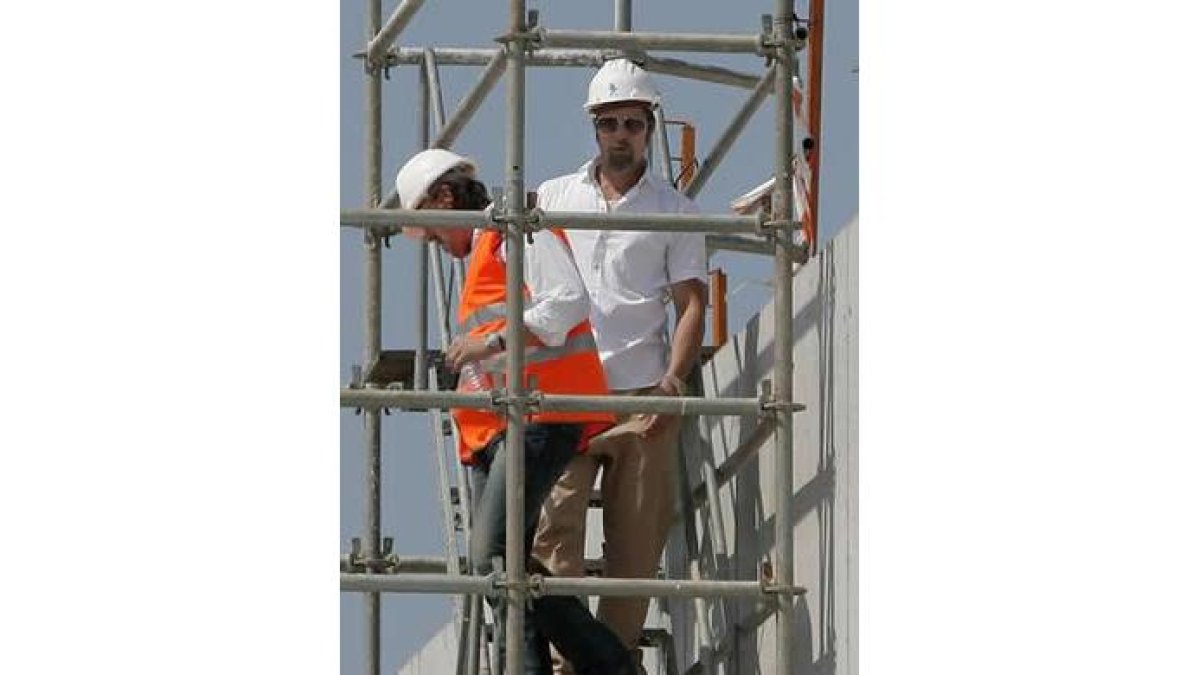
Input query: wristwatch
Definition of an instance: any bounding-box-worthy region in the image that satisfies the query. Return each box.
[484,332,505,352]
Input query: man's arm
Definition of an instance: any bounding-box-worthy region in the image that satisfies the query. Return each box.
[660,278,707,394]
[640,277,706,437]
[658,209,708,395]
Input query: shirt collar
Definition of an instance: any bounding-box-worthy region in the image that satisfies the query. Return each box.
[578,158,658,196]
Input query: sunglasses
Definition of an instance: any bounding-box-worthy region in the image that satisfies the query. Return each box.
[593,115,648,134]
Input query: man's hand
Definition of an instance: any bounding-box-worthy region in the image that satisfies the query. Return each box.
[638,373,686,438]
[447,335,499,371]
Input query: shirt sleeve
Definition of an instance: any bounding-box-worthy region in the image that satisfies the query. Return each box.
[499,230,590,347]
[667,196,709,286]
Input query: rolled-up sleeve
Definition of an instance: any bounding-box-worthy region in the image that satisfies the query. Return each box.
[667,199,708,285]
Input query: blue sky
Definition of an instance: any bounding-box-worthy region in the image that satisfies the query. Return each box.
[339,2,857,672]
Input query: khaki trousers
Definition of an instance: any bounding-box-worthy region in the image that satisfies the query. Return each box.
[531,386,682,674]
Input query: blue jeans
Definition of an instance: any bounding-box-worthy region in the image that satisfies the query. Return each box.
[469,423,634,675]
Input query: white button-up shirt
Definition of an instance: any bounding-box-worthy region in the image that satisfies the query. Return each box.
[536,160,707,390]
[473,228,590,347]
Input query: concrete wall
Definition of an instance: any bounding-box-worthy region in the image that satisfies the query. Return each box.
[660,218,858,675]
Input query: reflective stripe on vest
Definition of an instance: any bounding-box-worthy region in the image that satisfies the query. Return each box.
[458,302,509,332]
[477,330,599,374]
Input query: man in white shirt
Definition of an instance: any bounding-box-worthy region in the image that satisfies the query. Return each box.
[531,60,709,675]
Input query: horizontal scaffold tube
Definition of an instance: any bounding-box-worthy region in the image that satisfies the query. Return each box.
[540,576,802,599]
[382,47,603,66]
[343,573,496,595]
[341,208,493,230]
[340,573,804,599]
[339,555,462,574]
[340,389,769,416]
[536,28,765,54]
[534,211,762,234]
[367,49,763,90]
[341,209,764,235]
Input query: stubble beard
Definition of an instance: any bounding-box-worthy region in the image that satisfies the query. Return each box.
[602,147,637,172]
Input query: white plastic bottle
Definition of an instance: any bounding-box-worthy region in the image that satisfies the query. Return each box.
[457,361,493,393]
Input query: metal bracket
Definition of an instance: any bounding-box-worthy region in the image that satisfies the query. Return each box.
[493,571,546,598]
[760,579,807,598]
[758,559,806,598]
[485,387,506,411]
[761,399,806,414]
[756,216,808,261]
[362,47,396,79]
[758,13,805,60]
[757,15,774,60]
[759,218,803,234]
[351,372,365,415]
[758,378,806,415]
[495,28,542,53]
[363,52,382,76]
[751,210,771,237]
[526,573,546,599]
[489,389,543,413]
[342,537,399,574]
[489,205,544,239]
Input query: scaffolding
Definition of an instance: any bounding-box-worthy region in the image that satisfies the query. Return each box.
[341,1,824,673]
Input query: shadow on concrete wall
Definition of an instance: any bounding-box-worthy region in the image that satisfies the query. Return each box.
[665,234,851,674]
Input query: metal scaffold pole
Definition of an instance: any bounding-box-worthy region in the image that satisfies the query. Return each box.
[341,208,762,234]
[363,0,383,673]
[772,2,798,674]
[416,54,431,392]
[503,1,529,673]
[615,0,631,32]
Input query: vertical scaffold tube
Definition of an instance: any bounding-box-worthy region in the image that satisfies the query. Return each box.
[615,0,631,31]
[503,1,529,673]
[416,63,430,392]
[364,0,383,673]
[772,2,798,674]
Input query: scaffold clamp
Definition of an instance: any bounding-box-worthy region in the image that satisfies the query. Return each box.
[758,13,807,63]
[489,205,544,239]
[489,390,542,413]
[759,559,806,598]
[759,218,803,234]
[496,27,542,53]
[342,537,399,574]
[526,573,546,599]
[761,399,806,414]
[493,571,546,607]
[757,380,805,416]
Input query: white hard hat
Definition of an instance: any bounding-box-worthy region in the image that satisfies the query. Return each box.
[394,148,477,209]
[584,58,660,112]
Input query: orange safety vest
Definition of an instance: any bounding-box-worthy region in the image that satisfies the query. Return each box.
[452,227,614,464]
